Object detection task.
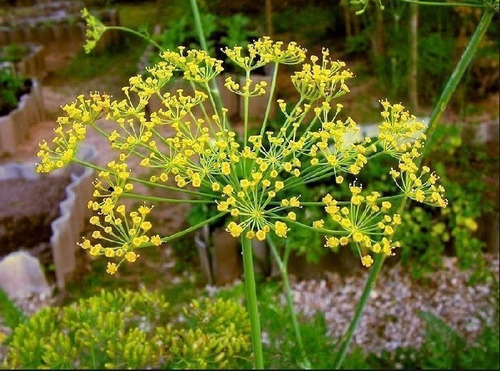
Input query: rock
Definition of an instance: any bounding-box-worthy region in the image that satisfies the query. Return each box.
[0,251,52,299]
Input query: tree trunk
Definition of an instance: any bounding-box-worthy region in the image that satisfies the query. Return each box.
[265,0,274,37]
[342,0,352,37]
[371,8,385,58]
[154,0,163,28]
[409,3,419,111]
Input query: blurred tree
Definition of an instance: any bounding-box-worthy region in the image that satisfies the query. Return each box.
[409,3,419,111]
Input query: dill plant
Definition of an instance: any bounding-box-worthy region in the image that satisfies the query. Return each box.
[34,8,450,369]
[3,289,251,369]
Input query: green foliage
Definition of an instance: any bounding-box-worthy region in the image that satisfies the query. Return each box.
[256,282,337,369]
[159,297,252,369]
[60,41,140,83]
[0,44,29,63]
[417,311,468,369]
[344,30,371,56]
[272,4,339,44]
[0,288,27,331]
[157,16,191,53]
[151,12,257,64]
[374,29,410,100]
[3,289,169,369]
[0,68,28,115]
[2,289,251,369]
[220,13,258,48]
[417,33,456,103]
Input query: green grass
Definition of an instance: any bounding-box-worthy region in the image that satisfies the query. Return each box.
[0,288,27,330]
[117,1,191,32]
[58,43,142,82]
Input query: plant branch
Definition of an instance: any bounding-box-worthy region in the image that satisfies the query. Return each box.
[267,237,311,369]
[421,7,495,159]
[332,252,385,368]
[241,235,264,369]
[189,0,225,119]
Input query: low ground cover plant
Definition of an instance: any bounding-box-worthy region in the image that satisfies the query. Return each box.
[2,289,251,369]
[0,68,30,116]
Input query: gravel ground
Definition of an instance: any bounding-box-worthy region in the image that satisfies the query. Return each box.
[287,254,499,356]
[3,253,498,362]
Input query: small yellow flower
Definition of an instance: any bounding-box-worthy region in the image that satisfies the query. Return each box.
[353,231,364,243]
[274,221,289,238]
[151,235,162,246]
[106,262,118,275]
[361,255,374,267]
[313,220,324,229]
[226,222,243,237]
[325,237,339,248]
[125,251,138,263]
[256,230,267,241]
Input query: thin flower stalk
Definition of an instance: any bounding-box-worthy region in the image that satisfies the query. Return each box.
[268,237,311,369]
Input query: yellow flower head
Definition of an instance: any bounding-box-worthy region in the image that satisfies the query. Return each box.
[82,8,106,53]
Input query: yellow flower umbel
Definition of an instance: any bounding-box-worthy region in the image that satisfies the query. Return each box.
[36,93,110,173]
[320,187,402,267]
[292,49,353,102]
[81,8,107,54]
[36,34,447,274]
[378,100,426,158]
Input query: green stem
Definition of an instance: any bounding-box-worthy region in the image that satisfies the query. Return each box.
[243,70,251,147]
[122,192,214,204]
[73,159,215,199]
[189,0,225,118]
[332,7,496,369]
[267,237,311,369]
[332,253,385,369]
[105,26,164,51]
[402,0,486,8]
[241,236,264,369]
[421,7,495,159]
[259,62,279,137]
[159,211,227,245]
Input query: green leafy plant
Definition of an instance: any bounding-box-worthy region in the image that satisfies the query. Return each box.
[0,68,29,116]
[0,287,27,332]
[150,12,257,67]
[160,297,252,369]
[220,13,258,49]
[258,282,338,369]
[2,289,251,369]
[0,44,29,63]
